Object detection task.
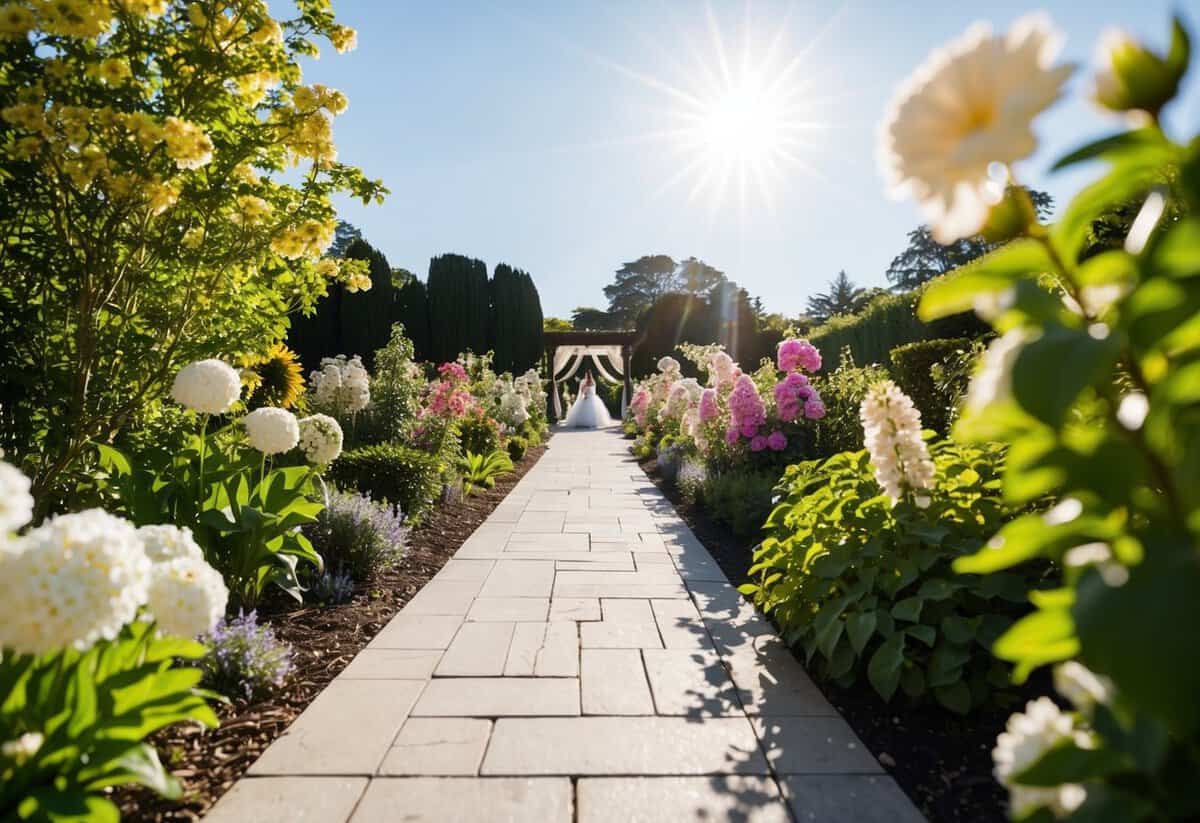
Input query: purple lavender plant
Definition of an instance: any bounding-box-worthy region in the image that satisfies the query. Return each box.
[201,611,294,701]
[306,490,408,582]
[311,570,356,605]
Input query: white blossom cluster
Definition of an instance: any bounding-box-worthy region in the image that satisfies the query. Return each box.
[0,459,33,535]
[170,358,242,415]
[0,465,229,655]
[298,414,344,465]
[860,381,935,506]
[514,369,546,409]
[663,378,702,419]
[497,390,530,428]
[243,407,301,455]
[993,697,1088,819]
[310,354,370,416]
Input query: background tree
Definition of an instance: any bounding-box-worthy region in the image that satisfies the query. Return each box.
[394,276,431,361]
[544,316,574,331]
[677,256,726,294]
[571,306,619,330]
[603,254,679,325]
[886,188,1054,290]
[427,253,489,363]
[0,0,384,508]
[806,271,870,323]
[489,263,544,373]
[329,220,364,258]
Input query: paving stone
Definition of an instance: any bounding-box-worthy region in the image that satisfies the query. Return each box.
[478,560,556,598]
[686,580,776,656]
[367,614,463,650]
[642,650,741,717]
[205,776,367,823]
[651,599,715,650]
[725,639,837,716]
[580,618,663,649]
[556,579,689,600]
[339,649,442,680]
[436,623,515,677]
[577,777,791,823]
[350,777,572,822]
[513,511,566,533]
[781,775,927,822]
[467,597,550,622]
[752,717,883,774]
[634,553,676,565]
[378,717,492,776]
[506,532,590,551]
[249,680,424,775]
[535,622,579,677]
[482,717,770,775]
[503,622,546,676]
[601,598,654,622]
[581,649,654,715]
[549,597,601,622]
[434,559,495,583]
[412,678,580,717]
[403,579,482,616]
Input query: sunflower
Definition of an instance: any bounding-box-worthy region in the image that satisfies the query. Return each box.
[242,343,306,410]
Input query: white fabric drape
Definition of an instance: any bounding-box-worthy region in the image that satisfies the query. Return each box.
[549,345,630,419]
[552,353,587,418]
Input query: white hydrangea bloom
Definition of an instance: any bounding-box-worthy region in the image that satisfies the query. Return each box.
[170,359,242,415]
[146,556,228,638]
[0,460,33,536]
[1,732,43,765]
[298,414,344,465]
[860,381,935,505]
[243,407,300,455]
[878,13,1073,243]
[139,524,204,563]
[993,697,1088,819]
[0,510,150,655]
[1054,661,1114,710]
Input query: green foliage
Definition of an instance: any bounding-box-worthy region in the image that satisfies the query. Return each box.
[357,324,423,444]
[506,435,529,462]
[889,338,972,435]
[744,442,1032,712]
[427,254,490,364]
[808,288,988,369]
[805,270,872,324]
[98,433,324,609]
[328,443,444,523]
[461,450,514,495]
[701,470,777,540]
[490,263,545,374]
[0,622,218,821]
[916,27,1200,815]
[810,348,889,457]
[456,408,502,456]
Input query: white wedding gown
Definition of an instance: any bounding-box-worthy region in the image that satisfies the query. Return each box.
[562,383,614,428]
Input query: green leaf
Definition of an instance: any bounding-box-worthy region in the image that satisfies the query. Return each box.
[867,632,905,701]
[1012,324,1121,428]
[941,616,977,645]
[1051,128,1171,171]
[916,578,961,601]
[1013,739,1127,786]
[891,597,923,623]
[1052,156,1167,262]
[994,607,1079,682]
[933,681,971,714]
[906,624,936,647]
[846,611,877,655]
[918,240,1053,321]
[95,443,132,477]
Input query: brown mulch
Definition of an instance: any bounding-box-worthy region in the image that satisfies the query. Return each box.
[636,451,1017,823]
[115,442,549,822]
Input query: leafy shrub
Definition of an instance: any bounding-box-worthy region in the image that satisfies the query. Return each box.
[461,450,514,495]
[358,325,425,444]
[702,470,777,539]
[810,348,889,457]
[506,435,529,462]
[889,338,972,435]
[310,570,356,605]
[744,442,1037,713]
[305,490,408,582]
[656,439,686,482]
[456,407,502,456]
[677,457,707,503]
[201,611,294,702]
[928,339,987,432]
[329,444,444,523]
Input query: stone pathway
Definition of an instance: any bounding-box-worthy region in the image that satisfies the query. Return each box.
[207,429,927,823]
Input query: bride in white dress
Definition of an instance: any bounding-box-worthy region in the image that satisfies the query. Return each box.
[562,372,614,428]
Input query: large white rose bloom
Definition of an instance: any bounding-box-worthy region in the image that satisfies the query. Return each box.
[146,555,229,638]
[0,509,150,655]
[139,524,205,563]
[860,381,935,506]
[878,13,1073,243]
[993,697,1088,818]
[243,407,300,455]
[171,359,242,415]
[0,460,33,536]
[298,414,344,465]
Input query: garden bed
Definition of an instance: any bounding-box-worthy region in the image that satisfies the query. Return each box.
[637,453,1020,823]
[117,442,549,822]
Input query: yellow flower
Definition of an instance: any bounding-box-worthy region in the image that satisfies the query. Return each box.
[162,116,213,170]
[37,0,114,38]
[113,0,167,16]
[330,25,357,54]
[145,179,180,215]
[99,58,132,85]
[2,103,47,132]
[293,86,319,110]
[181,226,204,249]
[232,162,260,185]
[313,258,339,278]
[235,194,272,225]
[11,135,42,160]
[251,18,282,45]
[878,13,1073,243]
[0,4,35,38]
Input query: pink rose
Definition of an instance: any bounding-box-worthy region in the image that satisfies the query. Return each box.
[804,399,826,419]
[767,430,787,451]
[750,435,768,452]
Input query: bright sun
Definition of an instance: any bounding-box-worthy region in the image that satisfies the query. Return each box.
[699,78,784,166]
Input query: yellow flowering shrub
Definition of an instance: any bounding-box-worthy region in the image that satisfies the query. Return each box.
[0,0,386,509]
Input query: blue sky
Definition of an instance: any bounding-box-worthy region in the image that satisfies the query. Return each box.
[302,1,1199,320]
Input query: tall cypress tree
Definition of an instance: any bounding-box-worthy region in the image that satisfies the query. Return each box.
[428,253,489,363]
[339,238,395,369]
[394,274,431,362]
[490,263,519,372]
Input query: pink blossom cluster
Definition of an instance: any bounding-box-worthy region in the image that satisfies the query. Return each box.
[698,388,719,422]
[631,387,651,428]
[422,362,475,420]
[777,338,822,374]
[747,429,789,453]
[774,372,827,422]
[707,351,738,389]
[726,375,766,443]
[438,362,468,384]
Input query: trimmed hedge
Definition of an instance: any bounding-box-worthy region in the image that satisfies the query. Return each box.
[329,444,444,523]
[808,287,987,368]
[889,338,972,436]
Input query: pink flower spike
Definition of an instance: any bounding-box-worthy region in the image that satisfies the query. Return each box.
[804,399,826,419]
[767,430,787,451]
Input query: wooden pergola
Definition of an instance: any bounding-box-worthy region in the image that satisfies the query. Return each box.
[542,329,641,419]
